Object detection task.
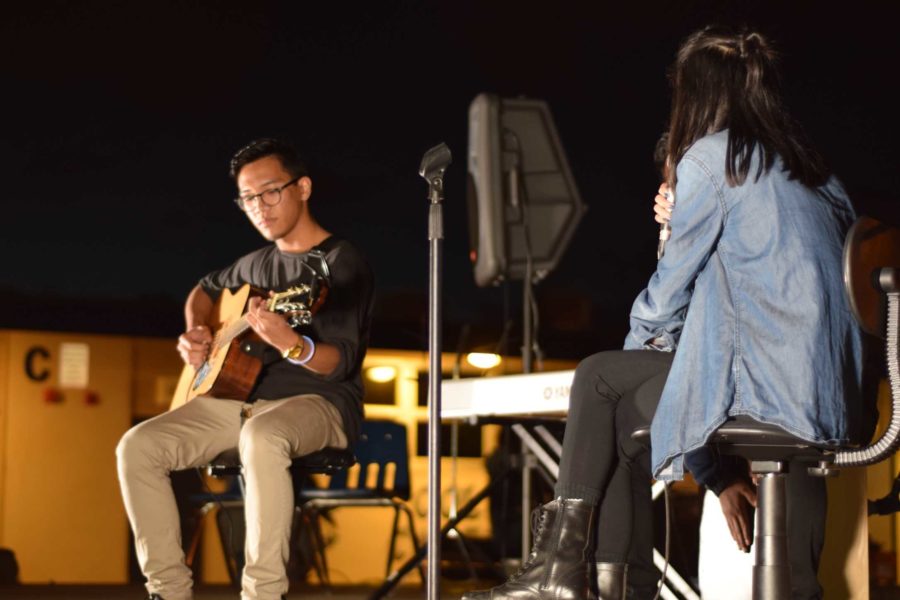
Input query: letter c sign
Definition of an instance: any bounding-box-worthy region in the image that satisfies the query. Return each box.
[25,347,50,382]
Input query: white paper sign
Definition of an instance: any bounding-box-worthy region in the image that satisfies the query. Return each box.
[59,342,90,389]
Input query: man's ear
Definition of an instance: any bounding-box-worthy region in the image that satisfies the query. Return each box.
[297,176,312,202]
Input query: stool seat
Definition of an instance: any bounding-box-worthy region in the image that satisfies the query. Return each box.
[206,446,357,478]
[295,447,357,474]
[708,419,835,463]
[632,419,836,463]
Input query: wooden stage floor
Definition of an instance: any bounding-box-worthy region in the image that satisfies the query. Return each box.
[0,582,484,599]
[5,581,900,599]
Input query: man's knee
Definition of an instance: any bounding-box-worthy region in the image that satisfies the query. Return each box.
[116,425,156,469]
[239,418,291,466]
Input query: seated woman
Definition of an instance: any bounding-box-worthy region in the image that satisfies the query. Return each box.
[462,25,863,600]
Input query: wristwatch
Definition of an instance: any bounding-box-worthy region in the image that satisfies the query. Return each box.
[282,336,305,360]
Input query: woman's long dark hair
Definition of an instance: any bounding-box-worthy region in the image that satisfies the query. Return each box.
[666,26,828,188]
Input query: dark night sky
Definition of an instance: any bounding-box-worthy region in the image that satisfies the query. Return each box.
[2,1,899,356]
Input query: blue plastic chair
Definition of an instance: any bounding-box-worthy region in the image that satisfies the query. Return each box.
[296,419,424,584]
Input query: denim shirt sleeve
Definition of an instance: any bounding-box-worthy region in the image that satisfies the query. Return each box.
[685,447,749,496]
[624,154,725,351]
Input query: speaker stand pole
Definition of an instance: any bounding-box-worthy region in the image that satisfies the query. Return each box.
[522,258,534,374]
[519,258,536,561]
[419,143,452,600]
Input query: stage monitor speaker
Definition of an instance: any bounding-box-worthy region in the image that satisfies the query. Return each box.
[467,93,586,287]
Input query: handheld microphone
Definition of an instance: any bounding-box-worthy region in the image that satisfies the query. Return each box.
[656,189,674,260]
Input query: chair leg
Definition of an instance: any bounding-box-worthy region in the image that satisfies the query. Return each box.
[214,504,243,587]
[294,507,328,588]
[386,505,402,578]
[185,502,214,568]
[752,468,791,600]
[307,507,332,588]
[399,503,426,584]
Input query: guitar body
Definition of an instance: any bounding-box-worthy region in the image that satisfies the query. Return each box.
[170,284,263,411]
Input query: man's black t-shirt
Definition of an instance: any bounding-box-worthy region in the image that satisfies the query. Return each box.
[198,236,374,442]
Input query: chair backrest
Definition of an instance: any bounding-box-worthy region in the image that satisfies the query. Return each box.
[843,216,900,336]
[327,420,412,499]
[835,216,900,467]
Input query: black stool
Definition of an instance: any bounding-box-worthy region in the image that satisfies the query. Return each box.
[632,420,831,599]
[706,419,834,598]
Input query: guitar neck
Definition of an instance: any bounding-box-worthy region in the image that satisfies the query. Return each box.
[213,293,285,349]
[215,316,251,349]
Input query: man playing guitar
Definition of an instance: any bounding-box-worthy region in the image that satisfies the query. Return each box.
[116,138,374,600]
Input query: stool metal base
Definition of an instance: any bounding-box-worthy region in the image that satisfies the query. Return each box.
[752,464,791,600]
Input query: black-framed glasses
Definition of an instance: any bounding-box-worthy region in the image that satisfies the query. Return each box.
[234,177,301,211]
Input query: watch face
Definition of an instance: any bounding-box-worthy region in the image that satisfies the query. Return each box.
[284,341,304,360]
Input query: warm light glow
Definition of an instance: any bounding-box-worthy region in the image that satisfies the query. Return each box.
[466,352,502,369]
[366,365,397,383]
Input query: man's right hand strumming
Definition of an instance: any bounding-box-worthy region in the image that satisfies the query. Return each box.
[177,325,212,369]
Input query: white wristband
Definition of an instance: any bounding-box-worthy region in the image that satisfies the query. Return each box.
[288,335,315,366]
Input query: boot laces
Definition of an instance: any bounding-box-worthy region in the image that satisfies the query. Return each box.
[508,504,550,581]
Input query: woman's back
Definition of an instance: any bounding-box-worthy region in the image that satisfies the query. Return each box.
[632,130,863,480]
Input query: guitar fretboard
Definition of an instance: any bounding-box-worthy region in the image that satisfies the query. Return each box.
[211,292,299,350]
[215,317,251,350]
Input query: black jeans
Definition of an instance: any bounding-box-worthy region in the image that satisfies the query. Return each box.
[554,348,671,596]
[552,349,825,600]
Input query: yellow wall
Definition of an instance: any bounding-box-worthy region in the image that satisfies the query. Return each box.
[0,333,8,545]
[0,330,133,583]
[821,468,870,599]
[867,378,900,587]
[131,338,184,418]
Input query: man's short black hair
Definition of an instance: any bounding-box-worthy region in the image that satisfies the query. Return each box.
[229,138,309,181]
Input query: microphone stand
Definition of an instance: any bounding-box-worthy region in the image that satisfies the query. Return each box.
[420,142,452,600]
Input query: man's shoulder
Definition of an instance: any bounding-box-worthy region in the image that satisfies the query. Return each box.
[318,237,373,287]
[198,244,278,297]
[318,235,357,252]
[319,236,368,266]
[231,244,278,268]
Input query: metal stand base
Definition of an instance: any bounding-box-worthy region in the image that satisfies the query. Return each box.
[368,466,513,600]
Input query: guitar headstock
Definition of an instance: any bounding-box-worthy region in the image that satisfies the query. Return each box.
[267,285,315,327]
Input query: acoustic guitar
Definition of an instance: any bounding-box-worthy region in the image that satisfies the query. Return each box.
[169,283,323,410]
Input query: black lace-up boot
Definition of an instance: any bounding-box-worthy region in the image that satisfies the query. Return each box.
[461,497,593,600]
[589,562,627,600]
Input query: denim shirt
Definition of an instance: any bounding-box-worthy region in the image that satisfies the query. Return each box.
[624,130,863,481]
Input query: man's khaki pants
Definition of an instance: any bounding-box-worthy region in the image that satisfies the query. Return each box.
[116,394,348,600]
